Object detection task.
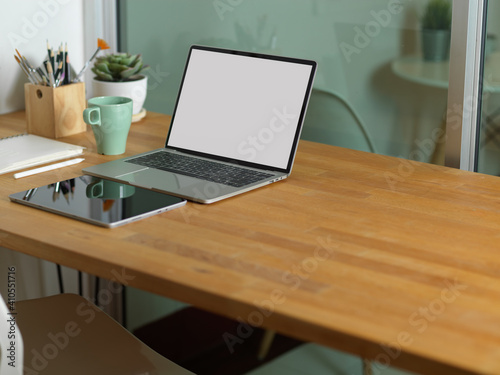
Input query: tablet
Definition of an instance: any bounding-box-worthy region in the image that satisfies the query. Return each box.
[9,175,187,228]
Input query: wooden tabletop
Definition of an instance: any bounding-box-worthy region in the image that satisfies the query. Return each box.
[1,111,500,374]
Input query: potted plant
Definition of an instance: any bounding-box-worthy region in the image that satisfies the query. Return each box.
[421,0,452,61]
[91,53,150,117]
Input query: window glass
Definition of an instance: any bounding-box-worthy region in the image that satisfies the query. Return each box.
[119,0,452,163]
[477,1,500,176]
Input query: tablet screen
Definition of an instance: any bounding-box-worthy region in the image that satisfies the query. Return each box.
[9,175,186,228]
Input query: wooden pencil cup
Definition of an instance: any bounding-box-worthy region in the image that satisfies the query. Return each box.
[24,82,86,139]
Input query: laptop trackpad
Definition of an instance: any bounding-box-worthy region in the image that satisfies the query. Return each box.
[119,168,200,190]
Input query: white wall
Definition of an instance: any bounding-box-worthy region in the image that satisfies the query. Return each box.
[0,247,77,301]
[0,0,86,301]
[0,0,85,114]
[0,2,126,320]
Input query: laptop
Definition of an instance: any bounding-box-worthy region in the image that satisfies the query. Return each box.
[83,45,317,204]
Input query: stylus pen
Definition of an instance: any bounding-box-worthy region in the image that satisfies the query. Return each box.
[13,158,85,179]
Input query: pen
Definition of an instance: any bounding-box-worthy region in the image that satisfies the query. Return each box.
[13,158,85,179]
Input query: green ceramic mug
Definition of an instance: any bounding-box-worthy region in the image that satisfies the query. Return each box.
[83,96,133,155]
[86,178,135,199]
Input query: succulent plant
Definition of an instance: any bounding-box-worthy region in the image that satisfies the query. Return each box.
[91,53,149,82]
[422,0,452,30]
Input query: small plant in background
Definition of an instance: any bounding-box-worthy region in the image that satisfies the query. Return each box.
[422,0,452,30]
[92,53,149,82]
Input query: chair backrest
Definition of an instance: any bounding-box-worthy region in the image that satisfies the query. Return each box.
[0,292,23,375]
[301,88,377,153]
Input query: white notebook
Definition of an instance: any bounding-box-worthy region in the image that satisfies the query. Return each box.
[0,134,84,176]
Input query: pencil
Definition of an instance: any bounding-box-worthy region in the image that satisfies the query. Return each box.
[50,49,55,71]
[62,43,67,85]
[64,43,70,85]
[65,54,71,84]
[46,40,52,66]
[56,44,62,67]
[55,61,63,86]
[46,61,55,87]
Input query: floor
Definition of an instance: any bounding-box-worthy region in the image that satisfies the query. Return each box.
[133,305,418,375]
[244,344,417,375]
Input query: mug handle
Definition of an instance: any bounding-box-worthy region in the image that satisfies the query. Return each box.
[83,107,101,126]
[86,180,103,198]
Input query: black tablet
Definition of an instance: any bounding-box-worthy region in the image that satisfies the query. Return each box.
[9,175,186,228]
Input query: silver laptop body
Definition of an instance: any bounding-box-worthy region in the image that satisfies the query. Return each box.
[83,45,317,204]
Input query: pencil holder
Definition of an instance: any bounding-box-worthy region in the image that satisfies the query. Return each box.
[24,82,86,139]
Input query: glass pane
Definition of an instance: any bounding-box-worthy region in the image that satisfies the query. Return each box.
[119,0,453,164]
[477,1,500,175]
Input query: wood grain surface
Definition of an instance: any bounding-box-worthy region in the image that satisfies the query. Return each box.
[24,82,86,138]
[1,111,500,374]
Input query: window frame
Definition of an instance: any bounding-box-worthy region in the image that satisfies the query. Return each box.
[446,0,487,171]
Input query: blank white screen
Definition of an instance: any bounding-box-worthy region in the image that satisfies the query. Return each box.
[167,49,313,169]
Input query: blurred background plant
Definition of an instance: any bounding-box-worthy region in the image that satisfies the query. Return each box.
[422,0,452,30]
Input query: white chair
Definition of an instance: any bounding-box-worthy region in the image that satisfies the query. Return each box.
[0,293,194,375]
[301,88,377,153]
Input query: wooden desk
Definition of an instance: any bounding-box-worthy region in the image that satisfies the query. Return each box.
[2,111,500,375]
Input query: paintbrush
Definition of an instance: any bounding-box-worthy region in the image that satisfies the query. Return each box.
[14,55,35,84]
[73,38,109,82]
[14,49,43,84]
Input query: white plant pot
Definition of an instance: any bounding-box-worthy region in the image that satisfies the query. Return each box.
[92,75,148,115]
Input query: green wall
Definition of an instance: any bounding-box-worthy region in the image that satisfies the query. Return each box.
[119,0,348,116]
[119,0,447,161]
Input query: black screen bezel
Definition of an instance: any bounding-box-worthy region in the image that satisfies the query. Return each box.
[164,45,317,174]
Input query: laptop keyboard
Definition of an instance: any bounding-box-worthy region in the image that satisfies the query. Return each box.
[126,151,274,188]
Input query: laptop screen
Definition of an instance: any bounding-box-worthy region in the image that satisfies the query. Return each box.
[166,46,316,171]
